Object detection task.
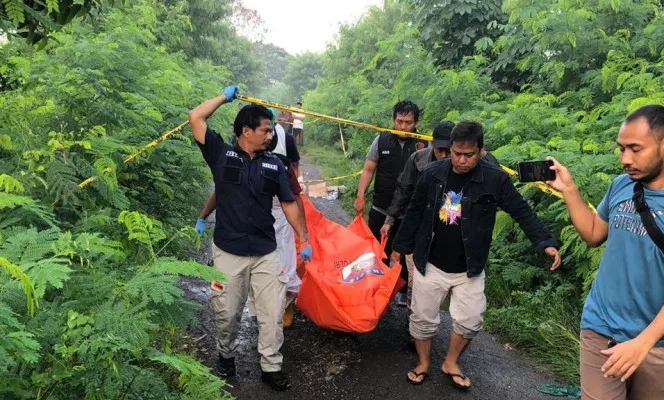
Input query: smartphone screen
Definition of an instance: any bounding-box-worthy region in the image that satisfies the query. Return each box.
[517,160,555,182]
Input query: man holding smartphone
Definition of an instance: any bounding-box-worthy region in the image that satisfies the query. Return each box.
[546,105,664,399]
[392,121,561,390]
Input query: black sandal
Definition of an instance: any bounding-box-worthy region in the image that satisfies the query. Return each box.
[442,370,471,391]
[261,370,292,391]
[406,370,428,385]
[218,356,235,377]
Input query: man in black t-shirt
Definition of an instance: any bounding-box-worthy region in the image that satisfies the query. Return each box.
[392,121,561,390]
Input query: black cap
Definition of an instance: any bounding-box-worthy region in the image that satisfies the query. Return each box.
[432,121,454,149]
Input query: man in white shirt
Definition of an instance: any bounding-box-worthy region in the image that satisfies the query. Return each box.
[292,102,305,146]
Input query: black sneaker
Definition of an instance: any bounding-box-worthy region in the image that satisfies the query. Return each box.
[218,356,235,377]
[261,370,291,391]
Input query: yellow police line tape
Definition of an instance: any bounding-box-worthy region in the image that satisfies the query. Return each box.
[302,170,362,184]
[238,95,433,142]
[78,121,190,189]
[238,95,597,212]
[73,96,595,213]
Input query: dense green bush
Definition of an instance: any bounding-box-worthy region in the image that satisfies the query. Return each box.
[0,0,259,397]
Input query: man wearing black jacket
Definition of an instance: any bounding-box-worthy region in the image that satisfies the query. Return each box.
[392,121,561,390]
[381,122,501,313]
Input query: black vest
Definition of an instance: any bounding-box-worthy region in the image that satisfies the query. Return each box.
[373,132,419,209]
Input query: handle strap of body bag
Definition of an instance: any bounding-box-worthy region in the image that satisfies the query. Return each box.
[633,182,664,253]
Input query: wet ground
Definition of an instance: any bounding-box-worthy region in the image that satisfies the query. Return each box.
[181,157,561,399]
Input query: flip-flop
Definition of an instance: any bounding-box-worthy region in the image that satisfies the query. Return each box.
[442,370,471,391]
[406,370,428,385]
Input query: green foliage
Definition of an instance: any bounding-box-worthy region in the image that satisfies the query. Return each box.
[408,0,506,67]
[0,302,40,375]
[0,257,38,316]
[0,0,124,44]
[284,52,323,100]
[253,41,292,86]
[0,1,235,397]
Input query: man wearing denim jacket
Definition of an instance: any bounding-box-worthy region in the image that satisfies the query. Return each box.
[392,121,561,390]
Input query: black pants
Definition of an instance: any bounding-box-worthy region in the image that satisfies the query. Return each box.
[293,128,303,146]
[368,208,408,293]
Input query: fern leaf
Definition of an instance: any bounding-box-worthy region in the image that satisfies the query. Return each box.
[148,350,225,400]
[45,0,59,14]
[60,232,126,263]
[2,0,24,24]
[0,258,38,316]
[0,193,34,210]
[1,227,60,264]
[93,157,118,191]
[0,302,40,375]
[93,302,158,349]
[148,350,214,377]
[118,211,153,246]
[46,161,81,205]
[492,211,514,240]
[0,193,56,229]
[151,258,224,283]
[0,175,24,194]
[0,135,13,150]
[92,181,131,209]
[118,211,166,250]
[21,258,73,298]
[123,271,181,305]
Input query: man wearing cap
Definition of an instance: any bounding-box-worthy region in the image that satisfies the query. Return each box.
[354,100,427,306]
[380,122,455,313]
[188,85,311,391]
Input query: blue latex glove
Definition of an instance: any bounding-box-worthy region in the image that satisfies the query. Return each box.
[300,243,312,262]
[195,218,206,237]
[223,85,239,102]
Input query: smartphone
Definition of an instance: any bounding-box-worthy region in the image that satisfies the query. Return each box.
[517,160,555,182]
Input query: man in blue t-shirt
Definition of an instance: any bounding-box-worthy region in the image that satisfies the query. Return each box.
[547,105,664,399]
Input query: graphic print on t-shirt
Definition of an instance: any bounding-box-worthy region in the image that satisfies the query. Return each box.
[439,190,463,224]
[612,198,664,236]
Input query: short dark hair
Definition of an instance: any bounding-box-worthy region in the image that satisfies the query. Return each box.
[393,100,420,122]
[296,102,302,106]
[233,104,273,137]
[451,121,484,149]
[625,105,664,138]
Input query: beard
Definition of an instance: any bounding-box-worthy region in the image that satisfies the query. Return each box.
[634,153,664,184]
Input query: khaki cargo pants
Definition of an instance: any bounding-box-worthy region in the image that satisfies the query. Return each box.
[580,329,664,400]
[211,245,287,372]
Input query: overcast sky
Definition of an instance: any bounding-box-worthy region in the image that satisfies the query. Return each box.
[241,0,383,55]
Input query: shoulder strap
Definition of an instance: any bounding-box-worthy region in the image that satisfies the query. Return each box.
[633,182,664,253]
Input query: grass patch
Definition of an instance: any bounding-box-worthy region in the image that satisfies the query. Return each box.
[484,267,581,383]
